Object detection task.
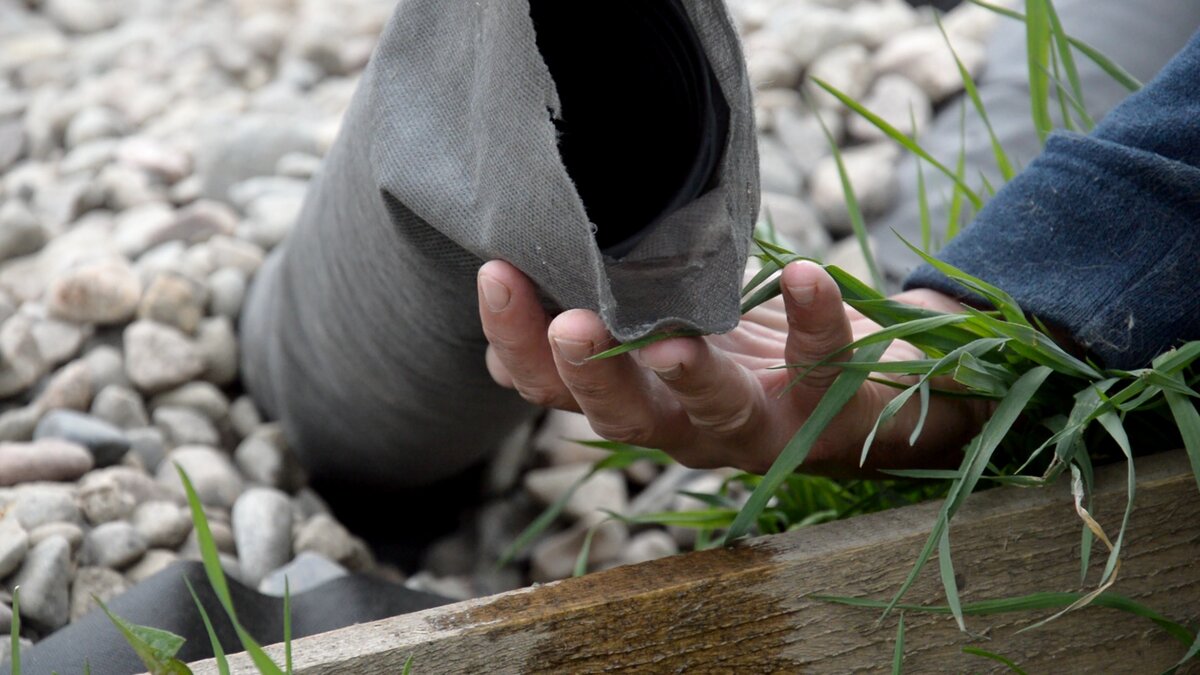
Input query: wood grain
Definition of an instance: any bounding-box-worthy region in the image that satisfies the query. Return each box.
[191,451,1200,673]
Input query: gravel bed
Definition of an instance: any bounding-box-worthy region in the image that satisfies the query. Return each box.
[0,0,1001,649]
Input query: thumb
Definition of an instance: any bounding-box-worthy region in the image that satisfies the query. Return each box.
[781,261,856,396]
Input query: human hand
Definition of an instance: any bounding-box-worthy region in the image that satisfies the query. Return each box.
[478,259,991,477]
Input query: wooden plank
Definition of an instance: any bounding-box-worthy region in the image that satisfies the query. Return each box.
[192,451,1200,673]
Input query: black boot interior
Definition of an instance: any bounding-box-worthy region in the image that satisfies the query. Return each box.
[528,0,730,258]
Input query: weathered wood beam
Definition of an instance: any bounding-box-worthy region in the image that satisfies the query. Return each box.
[192,450,1200,673]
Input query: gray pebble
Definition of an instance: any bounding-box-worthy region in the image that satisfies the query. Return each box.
[0,120,26,174]
[27,522,84,552]
[0,406,41,443]
[294,514,371,572]
[13,487,80,530]
[64,106,125,148]
[80,466,172,506]
[207,267,247,320]
[157,445,243,508]
[35,409,130,467]
[34,359,94,412]
[290,488,330,522]
[0,518,29,579]
[114,202,176,259]
[78,473,136,525]
[0,314,48,398]
[618,530,679,566]
[125,426,167,473]
[90,384,150,429]
[137,272,207,334]
[153,406,219,447]
[0,201,47,263]
[206,235,264,276]
[232,487,293,586]
[124,548,179,584]
[234,425,304,491]
[45,258,142,325]
[131,500,191,549]
[181,518,236,557]
[169,201,238,245]
[228,396,262,439]
[31,315,89,367]
[195,316,238,386]
[150,382,229,422]
[0,440,93,487]
[69,566,129,622]
[0,635,35,665]
[0,600,11,634]
[9,535,71,630]
[82,345,128,391]
[196,115,318,204]
[123,320,205,393]
[257,551,346,597]
[81,521,147,569]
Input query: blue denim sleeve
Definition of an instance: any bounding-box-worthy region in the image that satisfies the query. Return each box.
[904,29,1200,369]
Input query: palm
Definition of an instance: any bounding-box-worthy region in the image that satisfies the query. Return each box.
[479,260,987,476]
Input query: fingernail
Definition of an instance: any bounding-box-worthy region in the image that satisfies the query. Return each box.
[787,279,816,307]
[651,363,682,381]
[553,337,593,366]
[479,274,511,313]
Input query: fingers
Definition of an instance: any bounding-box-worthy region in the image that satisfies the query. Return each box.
[636,336,765,442]
[547,309,690,450]
[781,261,856,394]
[478,261,577,411]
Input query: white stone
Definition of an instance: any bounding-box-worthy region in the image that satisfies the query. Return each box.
[847,74,933,143]
[873,26,987,103]
[809,142,901,235]
[806,43,874,111]
[45,257,142,325]
[123,320,205,393]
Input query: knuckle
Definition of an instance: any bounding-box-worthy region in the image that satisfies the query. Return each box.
[516,383,567,408]
[589,419,651,446]
[690,397,758,437]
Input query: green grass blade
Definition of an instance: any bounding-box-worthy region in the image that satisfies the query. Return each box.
[574,523,600,577]
[283,577,292,675]
[1173,634,1200,672]
[609,508,738,529]
[935,17,1015,181]
[10,586,19,675]
[183,577,229,675]
[879,469,963,480]
[963,647,1029,674]
[1044,0,1094,131]
[1025,0,1054,143]
[897,234,1030,327]
[814,102,885,292]
[1095,412,1135,586]
[175,465,284,675]
[816,591,1194,646]
[402,655,415,675]
[812,77,983,209]
[499,470,591,566]
[1165,390,1200,493]
[726,341,892,542]
[938,527,966,632]
[892,613,905,675]
[968,0,1141,91]
[882,366,1052,620]
[96,598,192,674]
[176,466,236,619]
[591,330,704,360]
[945,109,969,241]
[915,158,933,252]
